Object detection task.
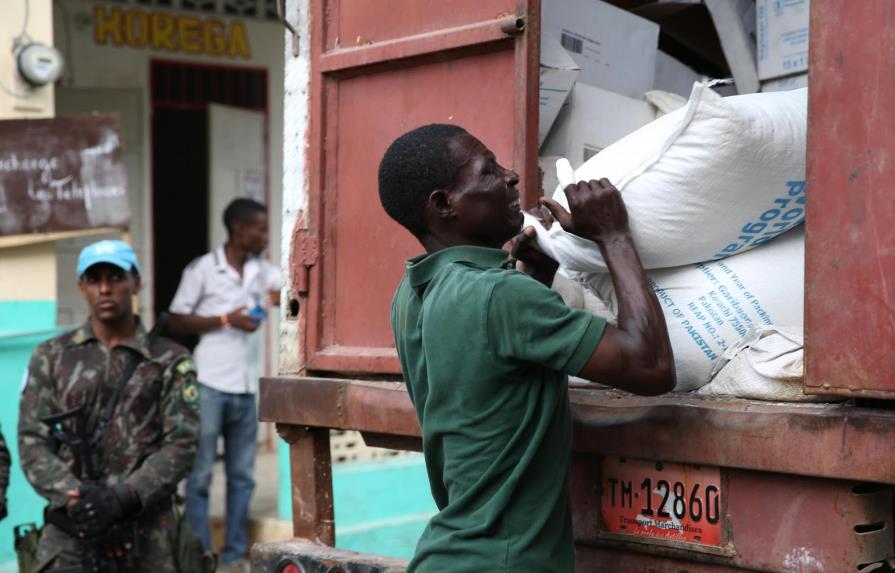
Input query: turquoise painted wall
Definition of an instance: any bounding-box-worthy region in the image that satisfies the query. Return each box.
[0,300,64,572]
[278,445,436,560]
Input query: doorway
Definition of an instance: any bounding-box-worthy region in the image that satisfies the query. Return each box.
[150,60,268,319]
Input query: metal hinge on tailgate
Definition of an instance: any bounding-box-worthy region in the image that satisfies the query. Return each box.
[291,228,319,297]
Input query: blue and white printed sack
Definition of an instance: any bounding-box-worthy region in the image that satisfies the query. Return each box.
[556,227,805,391]
[529,82,807,272]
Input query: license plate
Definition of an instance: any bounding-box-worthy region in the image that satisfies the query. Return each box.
[600,457,723,547]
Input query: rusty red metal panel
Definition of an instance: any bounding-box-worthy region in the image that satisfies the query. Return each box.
[260,378,420,436]
[277,425,335,545]
[302,0,540,375]
[251,538,407,573]
[259,378,895,485]
[805,1,895,398]
[325,0,518,50]
[573,466,893,572]
[570,388,895,485]
[576,546,750,573]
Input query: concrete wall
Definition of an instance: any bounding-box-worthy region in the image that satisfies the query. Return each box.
[0,3,60,570]
[0,4,288,569]
[278,0,310,375]
[0,314,62,573]
[0,242,56,301]
[53,0,286,320]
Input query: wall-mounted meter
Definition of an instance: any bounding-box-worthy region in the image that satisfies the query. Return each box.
[16,43,64,87]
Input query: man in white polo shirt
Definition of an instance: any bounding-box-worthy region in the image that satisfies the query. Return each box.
[168,198,281,573]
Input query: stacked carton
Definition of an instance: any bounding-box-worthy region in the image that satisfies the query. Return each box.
[538,0,813,175]
[757,0,810,92]
[538,0,664,170]
[533,1,815,400]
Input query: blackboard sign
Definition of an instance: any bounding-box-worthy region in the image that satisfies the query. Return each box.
[0,114,129,237]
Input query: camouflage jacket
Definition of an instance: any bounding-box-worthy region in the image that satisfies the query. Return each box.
[18,319,200,511]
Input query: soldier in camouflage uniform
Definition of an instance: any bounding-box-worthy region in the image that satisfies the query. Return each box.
[18,240,202,572]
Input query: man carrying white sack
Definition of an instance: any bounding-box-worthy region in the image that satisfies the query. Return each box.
[530,157,806,392]
[380,124,675,572]
[529,79,808,393]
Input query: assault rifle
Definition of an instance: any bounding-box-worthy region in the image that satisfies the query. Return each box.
[41,403,118,573]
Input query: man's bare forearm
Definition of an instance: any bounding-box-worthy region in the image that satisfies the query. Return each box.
[539,178,675,394]
[167,313,221,334]
[598,233,675,393]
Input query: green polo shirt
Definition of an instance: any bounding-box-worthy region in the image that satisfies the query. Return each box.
[391,245,606,572]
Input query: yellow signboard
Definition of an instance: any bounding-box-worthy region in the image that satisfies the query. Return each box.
[93,5,251,59]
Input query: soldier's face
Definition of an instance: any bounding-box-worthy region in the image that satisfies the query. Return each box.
[79,264,141,322]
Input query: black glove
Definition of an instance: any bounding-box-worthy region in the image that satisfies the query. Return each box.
[69,484,141,538]
[0,498,6,521]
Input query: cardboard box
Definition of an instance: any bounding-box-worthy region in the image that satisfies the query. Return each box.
[761,73,808,92]
[541,0,659,99]
[653,51,703,98]
[756,0,810,80]
[540,83,656,169]
[539,34,580,147]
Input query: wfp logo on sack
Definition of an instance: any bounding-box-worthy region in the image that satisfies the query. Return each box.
[713,180,805,260]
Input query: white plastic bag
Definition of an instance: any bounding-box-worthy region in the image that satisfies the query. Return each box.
[539,82,807,272]
[695,325,840,402]
[561,227,805,391]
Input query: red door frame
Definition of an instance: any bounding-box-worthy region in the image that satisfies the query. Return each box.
[300,0,541,376]
[804,1,895,399]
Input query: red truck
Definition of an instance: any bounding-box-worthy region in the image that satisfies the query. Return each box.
[255,1,895,571]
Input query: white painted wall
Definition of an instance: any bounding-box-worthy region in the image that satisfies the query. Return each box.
[278,0,310,375]
[54,88,142,324]
[0,242,56,301]
[53,0,286,323]
[0,0,56,307]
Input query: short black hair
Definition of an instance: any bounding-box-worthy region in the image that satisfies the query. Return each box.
[378,124,469,237]
[223,198,266,234]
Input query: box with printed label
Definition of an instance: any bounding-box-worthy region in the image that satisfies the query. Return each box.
[540,83,656,170]
[541,0,659,99]
[539,34,580,147]
[761,73,808,92]
[756,0,810,80]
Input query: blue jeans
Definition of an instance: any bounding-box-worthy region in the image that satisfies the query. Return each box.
[186,384,257,565]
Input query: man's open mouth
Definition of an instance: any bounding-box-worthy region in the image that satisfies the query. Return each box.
[509,198,521,210]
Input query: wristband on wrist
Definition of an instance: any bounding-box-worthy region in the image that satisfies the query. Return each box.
[220,314,230,328]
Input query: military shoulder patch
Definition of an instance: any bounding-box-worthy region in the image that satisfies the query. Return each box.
[175,358,197,377]
[182,380,200,405]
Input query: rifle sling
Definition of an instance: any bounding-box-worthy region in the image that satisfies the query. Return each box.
[88,314,170,446]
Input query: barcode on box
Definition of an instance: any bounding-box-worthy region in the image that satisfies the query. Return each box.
[583,145,602,163]
[561,33,584,55]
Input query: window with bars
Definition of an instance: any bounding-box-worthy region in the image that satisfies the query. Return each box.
[150,60,268,110]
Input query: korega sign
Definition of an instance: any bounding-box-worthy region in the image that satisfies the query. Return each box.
[93,6,252,59]
[0,114,130,237]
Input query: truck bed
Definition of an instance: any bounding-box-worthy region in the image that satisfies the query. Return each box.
[261,376,895,485]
